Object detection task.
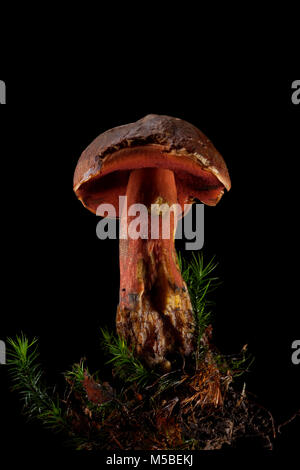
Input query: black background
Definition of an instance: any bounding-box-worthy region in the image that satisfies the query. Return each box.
[0,75,299,458]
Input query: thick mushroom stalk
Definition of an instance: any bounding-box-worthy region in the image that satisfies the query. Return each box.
[116,168,195,368]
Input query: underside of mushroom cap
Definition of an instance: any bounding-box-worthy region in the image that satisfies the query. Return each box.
[74,115,231,215]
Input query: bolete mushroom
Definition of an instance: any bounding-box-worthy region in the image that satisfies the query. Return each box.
[74,114,231,369]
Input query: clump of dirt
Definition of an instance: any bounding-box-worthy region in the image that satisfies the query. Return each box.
[65,352,276,451]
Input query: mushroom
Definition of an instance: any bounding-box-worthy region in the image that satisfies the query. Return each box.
[74,114,231,369]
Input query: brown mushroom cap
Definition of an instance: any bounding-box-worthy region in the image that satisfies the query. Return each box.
[74,114,231,215]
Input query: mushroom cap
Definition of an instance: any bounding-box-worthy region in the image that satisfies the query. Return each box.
[74,114,231,215]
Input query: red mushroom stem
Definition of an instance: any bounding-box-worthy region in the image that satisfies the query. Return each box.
[116,168,195,369]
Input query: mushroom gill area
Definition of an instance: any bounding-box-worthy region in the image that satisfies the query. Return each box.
[76,167,224,216]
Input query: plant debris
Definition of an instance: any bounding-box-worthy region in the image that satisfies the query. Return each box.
[60,342,276,450]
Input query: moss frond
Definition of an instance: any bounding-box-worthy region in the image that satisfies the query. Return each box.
[64,359,88,392]
[100,328,157,387]
[178,251,220,363]
[6,333,67,432]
